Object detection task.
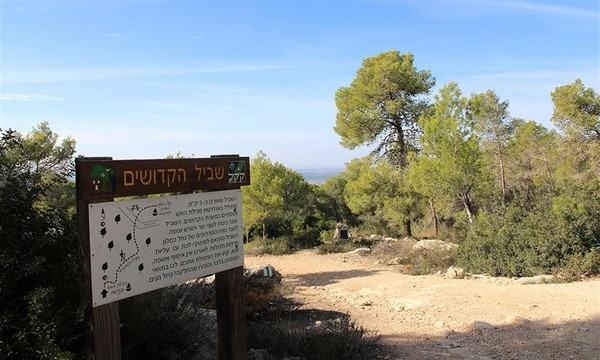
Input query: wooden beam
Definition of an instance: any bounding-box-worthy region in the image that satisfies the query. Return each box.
[216,266,247,360]
[77,157,121,360]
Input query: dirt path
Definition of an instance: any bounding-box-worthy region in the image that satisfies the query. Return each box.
[245,249,600,360]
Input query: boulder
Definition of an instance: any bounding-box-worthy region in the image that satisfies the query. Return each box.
[244,265,283,314]
[183,264,282,315]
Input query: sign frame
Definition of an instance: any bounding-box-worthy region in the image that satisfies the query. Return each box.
[76,156,249,360]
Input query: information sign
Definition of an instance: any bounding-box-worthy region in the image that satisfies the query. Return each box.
[88,189,243,307]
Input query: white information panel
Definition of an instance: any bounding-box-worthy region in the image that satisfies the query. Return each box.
[89,189,243,307]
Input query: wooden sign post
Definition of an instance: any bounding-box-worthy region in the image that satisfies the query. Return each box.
[76,156,250,360]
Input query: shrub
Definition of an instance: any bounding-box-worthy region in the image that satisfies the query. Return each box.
[244,237,295,256]
[1,129,85,359]
[371,240,455,275]
[120,284,218,360]
[317,241,361,254]
[248,313,378,360]
[558,249,600,280]
[456,204,585,277]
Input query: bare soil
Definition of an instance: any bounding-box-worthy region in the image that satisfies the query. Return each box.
[245,249,600,360]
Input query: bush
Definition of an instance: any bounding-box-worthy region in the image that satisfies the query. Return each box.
[317,241,361,254]
[558,249,600,280]
[245,237,295,256]
[249,313,378,360]
[456,204,585,277]
[290,226,323,249]
[0,133,85,359]
[120,285,217,360]
[371,240,455,275]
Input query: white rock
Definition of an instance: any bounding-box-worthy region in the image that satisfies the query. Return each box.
[446,266,466,279]
[515,275,555,285]
[347,247,371,255]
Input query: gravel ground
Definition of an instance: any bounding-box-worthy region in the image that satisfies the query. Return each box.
[246,249,600,360]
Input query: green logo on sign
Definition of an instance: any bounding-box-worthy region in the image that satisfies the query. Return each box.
[228,161,246,183]
[90,165,116,193]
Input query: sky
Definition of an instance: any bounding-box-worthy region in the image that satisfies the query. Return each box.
[1,0,598,169]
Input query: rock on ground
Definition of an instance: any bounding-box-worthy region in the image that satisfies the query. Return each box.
[182,264,282,315]
[446,266,466,279]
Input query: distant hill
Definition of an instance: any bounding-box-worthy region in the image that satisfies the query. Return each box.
[296,168,343,184]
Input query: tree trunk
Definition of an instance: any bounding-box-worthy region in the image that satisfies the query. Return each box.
[498,144,507,206]
[429,199,439,236]
[262,222,266,239]
[403,220,412,238]
[461,194,474,224]
[542,153,555,193]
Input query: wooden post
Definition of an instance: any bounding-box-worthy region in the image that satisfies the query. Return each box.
[216,266,246,360]
[76,157,121,359]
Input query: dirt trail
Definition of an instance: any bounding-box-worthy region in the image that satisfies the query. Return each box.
[245,249,600,360]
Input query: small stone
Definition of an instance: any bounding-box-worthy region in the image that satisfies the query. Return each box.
[446,266,465,279]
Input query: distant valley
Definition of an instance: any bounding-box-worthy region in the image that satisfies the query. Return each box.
[296,168,343,184]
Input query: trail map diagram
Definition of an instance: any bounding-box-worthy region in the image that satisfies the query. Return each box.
[89,189,243,307]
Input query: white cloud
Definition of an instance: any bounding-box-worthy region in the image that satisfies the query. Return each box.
[475,0,598,18]
[0,93,64,101]
[1,63,300,84]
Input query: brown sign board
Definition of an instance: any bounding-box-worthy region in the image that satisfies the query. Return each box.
[77,156,250,200]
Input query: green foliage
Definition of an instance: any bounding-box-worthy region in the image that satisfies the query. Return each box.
[244,237,295,256]
[468,90,513,205]
[249,314,378,360]
[456,204,583,277]
[319,175,358,226]
[335,50,434,166]
[341,156,422,237]
[411,82,485,224]
[0,127,84,359]
[551,79,600,142]
[242,152,332,251]
[242,152,314,239]
[371,241,456,275]
[551,79,600,180]
[559,249,600,280]
[505,120,560,203]
[551,180,600,251]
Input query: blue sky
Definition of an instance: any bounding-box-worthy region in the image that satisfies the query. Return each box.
[1,0,598,169]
